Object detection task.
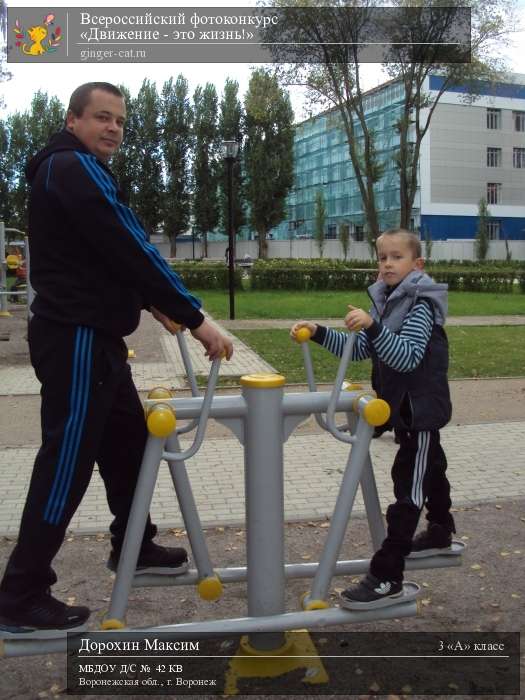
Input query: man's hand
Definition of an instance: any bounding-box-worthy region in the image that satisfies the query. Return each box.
[191,319,234,361]
[151,306,184,335]
[345,304,373,332]
[290,320,317,340]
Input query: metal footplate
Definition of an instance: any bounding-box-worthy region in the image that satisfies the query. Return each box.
[406,540,466,560]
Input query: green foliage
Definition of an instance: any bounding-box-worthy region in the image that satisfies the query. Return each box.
[111,84,139,206]
[314,189,326,258]
[170,262,242,290]
[161,75,193,256]
[475,197,490,262]
[218,79,245,243]
[193,83,220,255]
[423,226,433,262]
[244,69,294,258]
[133,80,163,237]
[338,221,350,261]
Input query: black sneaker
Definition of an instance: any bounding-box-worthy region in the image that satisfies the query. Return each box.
[408,523,453,559]
[107,542,189,576]
[339,573,403,610]
[0,592,90,640]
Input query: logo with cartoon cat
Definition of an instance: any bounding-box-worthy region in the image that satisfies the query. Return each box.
[13,14,62,56]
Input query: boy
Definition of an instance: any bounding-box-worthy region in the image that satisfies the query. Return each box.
[291,228,456,609]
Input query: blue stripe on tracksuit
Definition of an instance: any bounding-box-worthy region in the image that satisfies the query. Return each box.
[74,152,200,309]
[44,326,94,525]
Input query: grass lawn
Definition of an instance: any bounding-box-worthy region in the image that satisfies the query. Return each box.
[229,326,525,384]
[196,289,525,320]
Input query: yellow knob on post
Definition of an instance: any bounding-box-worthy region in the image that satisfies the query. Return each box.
[147,404,176,437]
[101,618,126,630]
[147,386,172,400]
[363,398,391,427]
[197,575,223,601]
[294,327,312,343]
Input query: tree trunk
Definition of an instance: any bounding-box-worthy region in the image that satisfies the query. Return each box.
[258,230,268,259]
[170,236,177,258]
[203,232,208,258]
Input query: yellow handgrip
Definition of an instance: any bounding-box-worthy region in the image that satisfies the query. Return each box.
[294,327,312,343]
[300,591,330,610]
[363,398,391,427]
[197,575,223,601]
[147,404,176,437]
[6,254,20,270]
[101,618,126,630]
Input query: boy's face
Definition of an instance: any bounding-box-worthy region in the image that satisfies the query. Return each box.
[376,234,423,287]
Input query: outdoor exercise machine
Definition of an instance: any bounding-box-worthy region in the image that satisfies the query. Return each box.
[1,324,464,671]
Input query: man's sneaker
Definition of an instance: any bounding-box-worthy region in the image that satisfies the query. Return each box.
[407,523,453,559]
[0,592,90,640]
[107,542,189,576]
[339,573,403,610]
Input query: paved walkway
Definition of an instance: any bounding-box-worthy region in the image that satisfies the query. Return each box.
[0,421,523,536]
[0,313,523,535]
[220,315,525,330]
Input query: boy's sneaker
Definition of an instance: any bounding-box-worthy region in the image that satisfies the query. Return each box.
[107,542,189,576]
[0,592,90,639]
[408,523,453,559]
[339,573,403,610]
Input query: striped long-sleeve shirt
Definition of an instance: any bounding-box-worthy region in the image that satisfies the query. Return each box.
[312,299,435,373]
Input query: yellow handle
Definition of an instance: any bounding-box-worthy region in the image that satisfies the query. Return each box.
[294,327,312,343]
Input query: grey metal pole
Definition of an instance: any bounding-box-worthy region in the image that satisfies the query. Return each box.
[226,156,235,320]
[165,433,217,589]
[105,436,166,626]
[306,414,374,604]
[241,374,286,651]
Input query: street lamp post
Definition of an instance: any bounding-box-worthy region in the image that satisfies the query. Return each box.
[222,140,239,320]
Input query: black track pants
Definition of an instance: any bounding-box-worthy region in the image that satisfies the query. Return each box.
[370,429,454,581]
[0,317,156,608]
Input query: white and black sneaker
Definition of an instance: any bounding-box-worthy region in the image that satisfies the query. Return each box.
[339,573,403,610]
[0,592,90,640]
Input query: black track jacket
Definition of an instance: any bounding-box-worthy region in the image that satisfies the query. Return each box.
[26,129,204,337]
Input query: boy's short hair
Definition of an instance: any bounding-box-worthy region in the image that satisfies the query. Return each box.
[67,82,124,118]
[377,228,422,258]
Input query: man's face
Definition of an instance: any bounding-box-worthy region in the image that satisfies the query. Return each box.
[66,89,126,162]
[376,234,423,286]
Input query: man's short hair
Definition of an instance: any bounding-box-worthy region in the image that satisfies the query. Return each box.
[377,228,422,258]
[67,82,124,117]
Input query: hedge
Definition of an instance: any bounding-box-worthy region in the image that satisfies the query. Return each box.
[250,260,524,293]
[170,262,242,290]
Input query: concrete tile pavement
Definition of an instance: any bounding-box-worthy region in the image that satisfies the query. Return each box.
[0,421,523,537]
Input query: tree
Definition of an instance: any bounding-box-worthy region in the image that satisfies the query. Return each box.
[338,221,350,261]
[423,225,433,263]
[244,68,294,258]
[314,189,326,257]
[0,0,11,109]
[161,75,193,257]
[266,0,515,240]
[5,92,64,229]
[111,85,140,207]
[475,197,490,261]
[0,118,10,223]
[218,79,245,254]
[192,83,220,257]
[132,80,163,238]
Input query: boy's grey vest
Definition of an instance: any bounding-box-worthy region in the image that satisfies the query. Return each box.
[367,270,452,431]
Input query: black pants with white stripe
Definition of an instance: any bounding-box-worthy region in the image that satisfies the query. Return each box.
[0,316,157,608]
[370,429,454,582]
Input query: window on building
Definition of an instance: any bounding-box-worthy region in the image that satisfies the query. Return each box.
[487,182,501,205]
[513,111,525,132]
[486,108,501,129]
[513,147,525,168]
[353,225,365,242]
[486,147,502,167]
[326,224,337,239]
[486,221,501,240]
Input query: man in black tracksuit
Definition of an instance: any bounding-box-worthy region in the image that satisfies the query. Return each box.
[0,82,233,637]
